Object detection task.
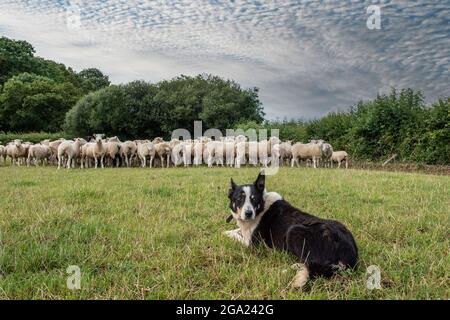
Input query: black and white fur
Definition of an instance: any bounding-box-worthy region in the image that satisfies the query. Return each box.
[224,171,358,288]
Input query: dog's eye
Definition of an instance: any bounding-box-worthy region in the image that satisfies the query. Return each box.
[251,196,255,201]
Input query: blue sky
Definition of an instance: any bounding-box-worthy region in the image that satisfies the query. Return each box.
[0,0,448,119]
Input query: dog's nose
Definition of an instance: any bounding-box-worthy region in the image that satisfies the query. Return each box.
[245,210,253,219]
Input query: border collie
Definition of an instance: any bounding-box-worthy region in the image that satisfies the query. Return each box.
[224,171,358,288]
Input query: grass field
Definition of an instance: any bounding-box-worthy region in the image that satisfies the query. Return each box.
[0,165,448,299]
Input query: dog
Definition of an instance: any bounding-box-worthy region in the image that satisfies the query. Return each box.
[224,171,358,289]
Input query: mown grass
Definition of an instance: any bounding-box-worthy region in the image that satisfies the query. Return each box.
[0,165,448,299]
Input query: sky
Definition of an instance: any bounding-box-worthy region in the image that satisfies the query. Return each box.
[0,0,449,120]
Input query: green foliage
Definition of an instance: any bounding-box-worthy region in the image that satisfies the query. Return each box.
[235,119,308,142]
[0,37,35,86]
[0,131,69,144]
[0,37,110,133]
[237,89,449,165]
[77,68,110,92]
[64,75,264,139]
[0,73,81,132]
[412,98,450,164]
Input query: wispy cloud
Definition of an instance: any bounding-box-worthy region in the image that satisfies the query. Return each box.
[0,0,448,119]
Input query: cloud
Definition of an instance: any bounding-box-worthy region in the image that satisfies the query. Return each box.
[0,0,448,119]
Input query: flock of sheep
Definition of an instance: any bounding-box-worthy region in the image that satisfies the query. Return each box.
[0,134,349,169]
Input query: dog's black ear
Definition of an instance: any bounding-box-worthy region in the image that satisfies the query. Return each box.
[254,170,265,192]
[228,178,237,198]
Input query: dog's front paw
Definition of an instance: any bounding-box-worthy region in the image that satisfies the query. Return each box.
[291,264,309,290]
[223,230,236,238]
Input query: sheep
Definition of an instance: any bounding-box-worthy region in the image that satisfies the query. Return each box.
[193,138,205,166]
[192,137,210,166]
[27,144,51,166]
[154,141,171,168]
[332,151,349,169]
[17,142,32,166]
[248,141,259,166]
[57,138,85,169]
[153,137,164,144]
[90,134,106,169]
[181,140,194,167]
[224,139,236,167]
[291,142,322,168]
[235,141,247,168]
[266,136,281,166]
[120,141,138,167]
[271,143,281,167]
[48,139,65,165]
[137,140,156,168]
[80,142,94,169]
[311,140,334,168]
[104,136,121,167]
[206,140,225,167]
[235,135,247,144]
[320,142,334,168]
[279,141,293,166]
[6,140,27,166]
[169,139,184,166]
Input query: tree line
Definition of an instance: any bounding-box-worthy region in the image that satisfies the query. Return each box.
[238,89,449,165]
[0,37,264,138]
[0,37,448,164]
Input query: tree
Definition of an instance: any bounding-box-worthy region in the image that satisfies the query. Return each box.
[64,74,265,139]
[0,73,81,132]
[77,68,110,93]
[412,98,450,164]
[0,37,35,86]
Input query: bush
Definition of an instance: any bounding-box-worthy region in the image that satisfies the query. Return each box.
[239,89,449,165]
[0,132,70,144]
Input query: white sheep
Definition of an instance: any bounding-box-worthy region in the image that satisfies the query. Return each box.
[48,139,65,165]
[80,142,94,169]
[17,142,32,166]
[206,140,224,167]
[137,140,156,168]
[192,137,210,166]
[332,151,349,169]
[313,140,333,168]
[154,141,171,168]
[170,139,184,167]
[224,139,236,167]
[104,136,121,167]
[6,140,27,166]
[120,141,138,167]
[235,141,247,168]
[27,144,51,166]
[181,140,194,167]
[90,134,106,169]
[248,141,259,166]
[291,142,322,168]
[57,138,85,169]
[321,143,334,168]
[279,141,293,166]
